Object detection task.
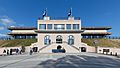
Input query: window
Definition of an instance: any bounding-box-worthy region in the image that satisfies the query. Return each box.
[66,24,71,30]
[54,24,65,30]
[44,35,51,45]
[73,24,79,29]
[56,35,62,43]
[47,24,52,29]
[68,35,74,45]
[39,24,46,29]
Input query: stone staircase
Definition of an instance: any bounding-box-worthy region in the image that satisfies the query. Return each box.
[39,42,80,53]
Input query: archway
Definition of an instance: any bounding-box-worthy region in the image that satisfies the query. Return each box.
[56,35,62,43]
[44,35,51,45]
[81,47,86,52]
[68,35,74,45]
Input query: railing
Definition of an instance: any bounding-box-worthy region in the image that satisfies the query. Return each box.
[106,36,120,39]
[71,46,79,51]
[39,45,50,51]
[0,35,37,40]
[2,35,120,40]
[38,17,80,20]
[82,36,120,39]
[51,41,68,44]
[51,41,79,51]
[0,36,14,40]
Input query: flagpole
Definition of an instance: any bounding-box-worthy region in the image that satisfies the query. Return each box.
[46,8,47,16]
[71,7,72,17]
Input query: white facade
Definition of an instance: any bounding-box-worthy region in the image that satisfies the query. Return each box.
[12,30,36,33]
[35,17,83,53]
[83,30,107,33]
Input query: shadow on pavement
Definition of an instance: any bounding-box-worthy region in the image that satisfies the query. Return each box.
[36,55,120,68]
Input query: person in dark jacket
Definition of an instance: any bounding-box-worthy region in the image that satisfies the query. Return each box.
[16,48,19,55]
[10,49,12,55]
[62,48,66,53]
[7,49,9,55]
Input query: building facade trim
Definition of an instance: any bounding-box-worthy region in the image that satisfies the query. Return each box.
[35,30,84,33]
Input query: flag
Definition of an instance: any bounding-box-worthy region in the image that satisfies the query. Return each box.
[68,8,72,17]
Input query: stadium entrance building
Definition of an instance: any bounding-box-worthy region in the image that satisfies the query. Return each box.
[35,16,83,53]
[8,10,111,53]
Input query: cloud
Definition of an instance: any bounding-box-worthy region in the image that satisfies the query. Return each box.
[0,27,5,30]
[18,24,25,27]
[0,16,16,26]
[0,33,8,37]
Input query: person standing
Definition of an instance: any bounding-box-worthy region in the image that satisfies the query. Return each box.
[3,49,6,56]
[7,49,9,55]
[10,49,12,55]
[19,48,22,54]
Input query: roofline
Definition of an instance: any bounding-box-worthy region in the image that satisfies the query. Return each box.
[8,27,37,30]
[35,30,84,33]
[8,27,112,30]
[8,32,111,35]
[8,33,37,35]
[82,32,112,35]
[81,27,112,30]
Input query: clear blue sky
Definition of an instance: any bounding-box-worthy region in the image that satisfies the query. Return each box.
[0,0,120,36]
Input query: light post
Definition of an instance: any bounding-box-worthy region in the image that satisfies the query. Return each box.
[93,40,99,53]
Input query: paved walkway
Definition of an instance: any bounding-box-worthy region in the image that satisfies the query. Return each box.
[0,53,120,68]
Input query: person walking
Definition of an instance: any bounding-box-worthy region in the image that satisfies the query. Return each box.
[16,48,19,55]
[3,49,6,56]
[29,47,33,55]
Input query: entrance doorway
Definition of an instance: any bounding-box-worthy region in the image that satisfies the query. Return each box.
[81,47,86,52]
[56,35,62,43]
[33,47,38,52]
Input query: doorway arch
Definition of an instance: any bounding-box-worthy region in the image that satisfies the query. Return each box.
[68,35,74,45]
[56,35,62,43]
[44,35,51,45]
[81,47,86,52]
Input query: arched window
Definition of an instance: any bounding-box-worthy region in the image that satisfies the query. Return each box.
[44,35,51,45]
[68,35,74,45]
[56,35,62,43]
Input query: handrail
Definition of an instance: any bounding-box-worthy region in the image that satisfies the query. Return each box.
[39,41,80,52]
[38,45,50,51]
[71,46,79,51]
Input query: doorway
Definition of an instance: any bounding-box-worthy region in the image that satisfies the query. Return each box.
[33,47,38,52]
[81,47,86,52]
[56,35,62,43]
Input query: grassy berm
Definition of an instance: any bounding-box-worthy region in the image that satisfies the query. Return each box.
[82,38,120,48]
[0,39,37,47]
[0,38,120,47]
